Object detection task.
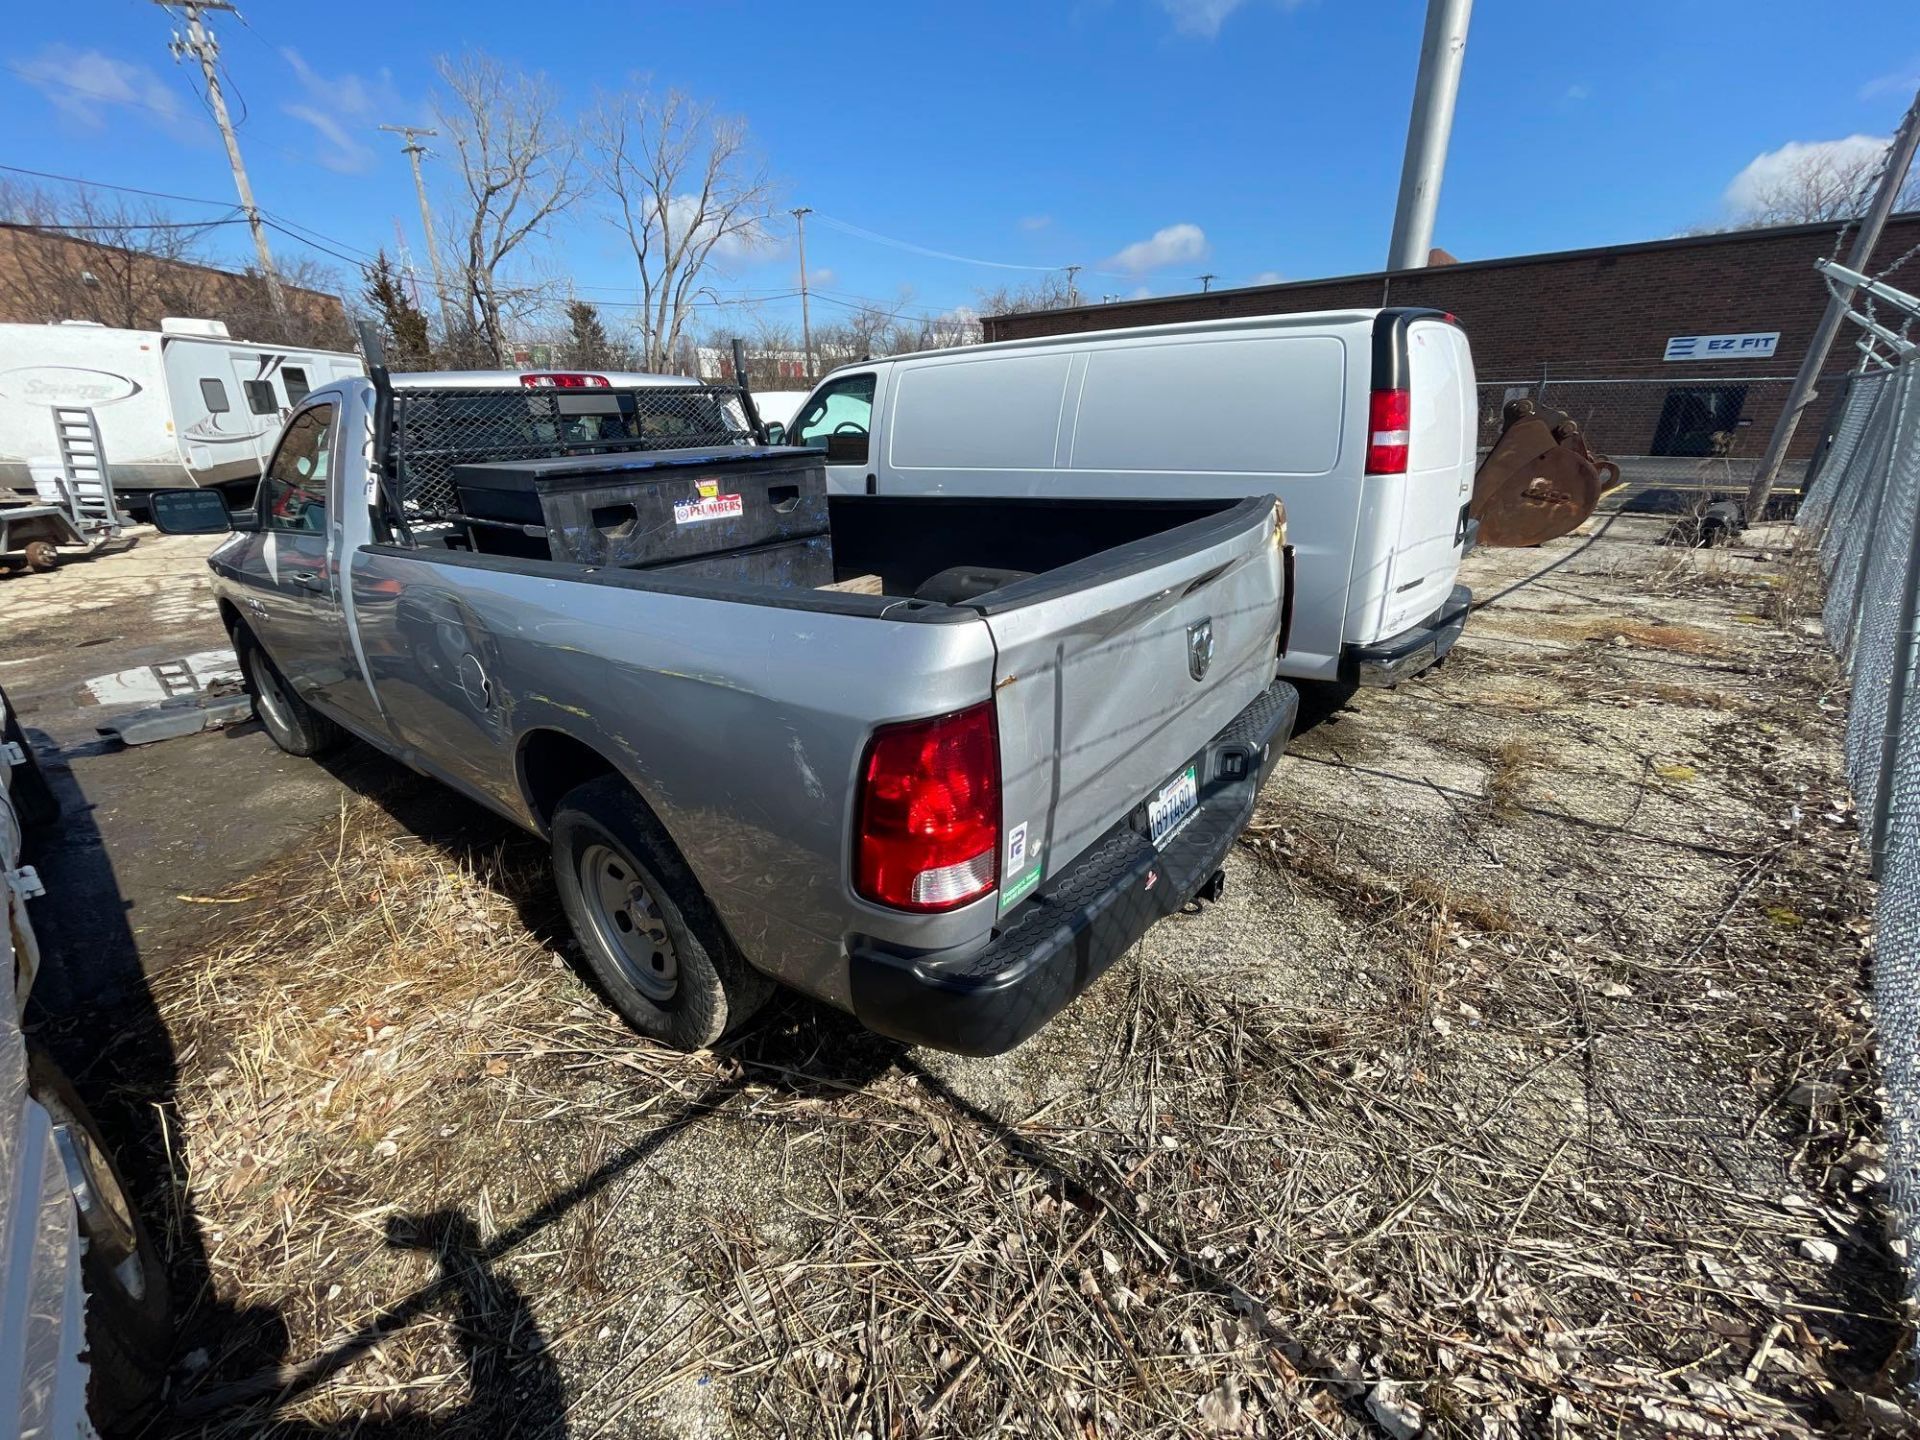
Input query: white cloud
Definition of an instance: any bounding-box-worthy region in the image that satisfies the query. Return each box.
[1128,285,1153,299]
[1019,214,1052,231]
[1159,0,1245,37]
[1108,222,1209,274]
[1723,134,1888,215]
[663,194,775,264]
[10,45,200,140]
[279,47,412,174]
[1157,0,1307,39]
[1250,270,1285,285]
[1861,60,1920,100]
[807,266,837,287]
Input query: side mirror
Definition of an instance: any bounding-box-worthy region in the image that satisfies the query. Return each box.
[148,487,236,535]
[763,422,786,445]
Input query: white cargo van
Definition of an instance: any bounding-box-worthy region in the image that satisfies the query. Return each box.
[0,318,362,509]
[773,308,1478,685]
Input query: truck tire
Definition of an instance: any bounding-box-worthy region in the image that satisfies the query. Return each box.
[550,774,774,1049]
[237,630,344,758]
[26,1048,172,1433]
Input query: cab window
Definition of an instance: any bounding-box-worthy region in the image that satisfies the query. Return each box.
[792,373,875,451]
[259,404,336,535]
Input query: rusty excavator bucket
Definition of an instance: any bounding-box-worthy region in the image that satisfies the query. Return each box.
[1469,399,1622,547]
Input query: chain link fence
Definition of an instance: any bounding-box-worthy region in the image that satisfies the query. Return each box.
[1478,374,1852,506]
[1795,357,1920,1310]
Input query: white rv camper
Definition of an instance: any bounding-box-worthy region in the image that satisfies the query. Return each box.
[0,319,362,511]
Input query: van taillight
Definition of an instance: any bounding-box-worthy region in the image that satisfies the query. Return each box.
[855,703,1000,912]
[1366,388,1411,474]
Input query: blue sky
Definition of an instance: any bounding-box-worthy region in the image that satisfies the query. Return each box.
[4,0,1919,336]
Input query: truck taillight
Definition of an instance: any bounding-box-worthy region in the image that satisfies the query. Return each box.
[1366,388,1411,474]
[855,703,999,912]
[519,373,611,388]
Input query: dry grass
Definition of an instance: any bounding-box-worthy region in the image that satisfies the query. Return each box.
[104,514,1914,1440]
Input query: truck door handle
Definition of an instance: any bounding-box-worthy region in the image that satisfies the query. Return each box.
[289,569,326,593]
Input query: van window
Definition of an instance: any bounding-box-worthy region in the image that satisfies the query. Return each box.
[889,354,1071,471]
[792,373,875,450]
[243,379,278,416]
[259,404,335,535]
[282,366,310,402]
[1069,336,1345,475]
[199,378,230,414]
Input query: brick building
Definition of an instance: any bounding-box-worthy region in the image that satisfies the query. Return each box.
[982,215,1920,465]
[0,223,349,348]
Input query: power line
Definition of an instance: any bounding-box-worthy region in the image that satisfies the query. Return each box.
[812,212,1107,277]
[1,61,203,129]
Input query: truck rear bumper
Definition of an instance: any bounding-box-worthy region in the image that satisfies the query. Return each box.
[1340,583,1472,687]
[847,678,1299,1056]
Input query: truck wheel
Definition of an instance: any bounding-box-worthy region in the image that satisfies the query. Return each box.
[26,1049,172,1432]
[24,540,59,572]
[550,774,774,1049]
[237,631,344,758]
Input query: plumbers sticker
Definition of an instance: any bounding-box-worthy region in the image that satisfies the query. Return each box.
[674,492,743,524]
[1007,822,1028,872]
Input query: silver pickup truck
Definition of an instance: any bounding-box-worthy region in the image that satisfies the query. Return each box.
[148,369,1298,1055]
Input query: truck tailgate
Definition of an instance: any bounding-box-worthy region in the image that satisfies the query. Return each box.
[976,497,1284,911]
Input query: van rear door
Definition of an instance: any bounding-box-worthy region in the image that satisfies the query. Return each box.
[975,498,1283,910]
[1378,317,1475,639]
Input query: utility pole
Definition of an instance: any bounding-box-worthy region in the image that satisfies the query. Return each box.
[791,206,814,379]
[1386,0,1473,271]
[380,124,450,332]
[1199,273,1217,293]
[155,0,286,323]
[1745,90,1920,522]
[1064,264,1082,303]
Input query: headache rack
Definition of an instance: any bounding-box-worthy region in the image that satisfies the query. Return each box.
[383,382,758,522]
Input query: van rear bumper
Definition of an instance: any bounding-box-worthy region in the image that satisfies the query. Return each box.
[1341,583,1472,687]
[847,679,1299,1057]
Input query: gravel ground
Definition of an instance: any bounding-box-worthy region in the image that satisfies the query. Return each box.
[44,512,1910,1438]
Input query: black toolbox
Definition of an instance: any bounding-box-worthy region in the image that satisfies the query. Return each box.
[453,445,831,574]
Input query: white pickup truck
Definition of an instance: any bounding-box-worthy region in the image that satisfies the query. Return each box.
[149,367,1299,1055]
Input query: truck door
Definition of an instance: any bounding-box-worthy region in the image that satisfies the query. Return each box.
[789,371,877,494]
[249,403,350,706]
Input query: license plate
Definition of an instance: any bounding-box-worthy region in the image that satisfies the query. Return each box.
[1147,764,1199,847]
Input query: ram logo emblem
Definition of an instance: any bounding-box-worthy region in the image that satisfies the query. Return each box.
[1187,618,1214,682]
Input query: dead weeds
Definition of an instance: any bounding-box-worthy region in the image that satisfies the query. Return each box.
[126,515,1908,1440]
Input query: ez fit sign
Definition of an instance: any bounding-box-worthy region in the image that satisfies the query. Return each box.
[1664,331,1780,361]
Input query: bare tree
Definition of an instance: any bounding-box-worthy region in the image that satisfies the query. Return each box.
[1727,143,1920,228]
[434,52,583,364]
[0,179,221,326]
[592,87,777,372]
[974,271,1080,318]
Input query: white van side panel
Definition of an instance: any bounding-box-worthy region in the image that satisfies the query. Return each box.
[1373,320,1475,641]
[1068,335,1344,475]
[888,353,1072,475]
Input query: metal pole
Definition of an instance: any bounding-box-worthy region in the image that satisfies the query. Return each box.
[791,207,814,381]
[1199,273,1216,293]
[1386,0,1473,272]
[157,1,286,324]
[380,125,449,335]
[1746,91,1920,521]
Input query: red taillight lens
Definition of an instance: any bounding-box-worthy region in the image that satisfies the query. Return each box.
[1366,388,1411,474]
[856,703,1000,912]
[519,373,611,389]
